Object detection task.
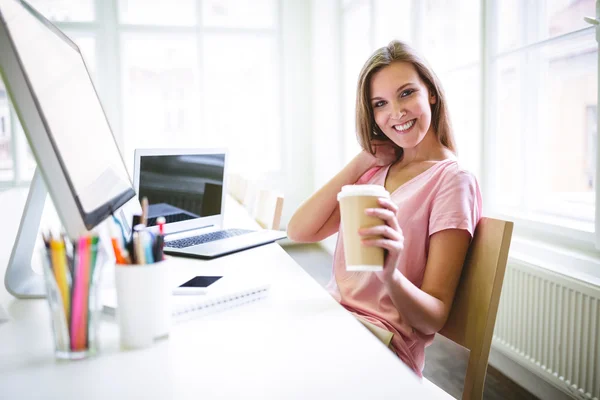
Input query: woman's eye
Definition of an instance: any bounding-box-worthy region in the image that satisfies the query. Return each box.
[373,100,386,108]
[400,89,415,98]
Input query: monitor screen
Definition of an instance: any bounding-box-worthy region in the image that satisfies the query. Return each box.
[0,0,134,227]
[138,154,225,227]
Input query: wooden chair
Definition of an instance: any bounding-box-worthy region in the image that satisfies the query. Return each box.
[427,217,514,400]
[227,173,248,204]
[253,189,284,230]
[226,173,284,231]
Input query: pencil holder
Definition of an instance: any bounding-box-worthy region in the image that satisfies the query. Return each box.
[41,235,104,360]
[114,258,172,350]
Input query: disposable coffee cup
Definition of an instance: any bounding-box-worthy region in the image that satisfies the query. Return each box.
[337,184,390,272]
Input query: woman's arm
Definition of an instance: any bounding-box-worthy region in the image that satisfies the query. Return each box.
[384,229,471,335]
[286,151,376,243]
[361,198,471,335]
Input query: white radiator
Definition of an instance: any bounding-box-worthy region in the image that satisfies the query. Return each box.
[492,260,600,400]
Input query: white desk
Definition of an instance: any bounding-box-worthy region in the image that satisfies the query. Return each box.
[0,188,441,399]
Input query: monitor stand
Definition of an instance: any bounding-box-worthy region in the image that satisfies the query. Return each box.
[5,168,48,299]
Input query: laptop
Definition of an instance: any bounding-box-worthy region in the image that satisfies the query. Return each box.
[133,148,286,259]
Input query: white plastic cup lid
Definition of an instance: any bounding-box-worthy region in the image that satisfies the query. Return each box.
[337,184,390,200]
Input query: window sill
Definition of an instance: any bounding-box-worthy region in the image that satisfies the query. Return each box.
[509,236,600,287]
[488,211,600,285]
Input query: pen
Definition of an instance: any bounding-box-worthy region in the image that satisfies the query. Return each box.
[154,216,166,262]
[127,215,141,259]
[157,216,166,235]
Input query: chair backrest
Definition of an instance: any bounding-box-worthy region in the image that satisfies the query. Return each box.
[226,174,284,230]
[253,189,284,230]
[227,173,248,204]
[438,217,514,400]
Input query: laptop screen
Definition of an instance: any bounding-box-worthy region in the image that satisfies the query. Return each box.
[138,153,225,227]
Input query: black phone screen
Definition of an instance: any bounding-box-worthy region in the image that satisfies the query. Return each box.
[179,276,222,288]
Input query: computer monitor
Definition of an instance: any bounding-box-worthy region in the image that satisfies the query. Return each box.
[0,0,139,298]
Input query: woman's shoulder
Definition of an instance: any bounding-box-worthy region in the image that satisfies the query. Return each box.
[434,159,480,188]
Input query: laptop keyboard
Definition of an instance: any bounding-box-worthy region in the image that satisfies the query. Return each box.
[165,229,254,249]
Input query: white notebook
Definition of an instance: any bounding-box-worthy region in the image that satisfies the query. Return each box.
[102,281,270,321]
[171,282,270,320]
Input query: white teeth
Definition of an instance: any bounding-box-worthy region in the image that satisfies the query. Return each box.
[393,119,415,132]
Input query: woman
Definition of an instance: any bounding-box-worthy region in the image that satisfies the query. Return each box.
[287,40,482,376]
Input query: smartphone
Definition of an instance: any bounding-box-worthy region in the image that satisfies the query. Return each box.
[172,276,223,295]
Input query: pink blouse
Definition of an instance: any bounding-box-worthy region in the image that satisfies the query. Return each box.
[326,159,482,376]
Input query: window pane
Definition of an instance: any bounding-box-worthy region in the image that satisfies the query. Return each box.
[421,0,480,70]
[202,0,277,29]
[491,54,525,209]
[202,34,280,174]
[374,0,412,46]
[342,0,371,163]
[0,81,13,182]
[533,33,597,221]
[546,0,595,38]
[440,66,481,178]
[121,35,200,166]
[26,0,94,22]
[497,0,596,53]
[496,0,526,52]
[119,0,196,26]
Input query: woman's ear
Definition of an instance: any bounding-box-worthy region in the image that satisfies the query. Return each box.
[429,93,437,105]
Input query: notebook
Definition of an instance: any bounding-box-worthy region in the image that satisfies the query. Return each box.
[102,280,270,321]
[133,148,286,259]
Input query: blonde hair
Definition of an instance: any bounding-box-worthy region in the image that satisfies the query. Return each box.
[355,40,456,157]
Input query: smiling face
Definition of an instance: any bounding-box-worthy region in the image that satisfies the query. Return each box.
[370,61,437,150]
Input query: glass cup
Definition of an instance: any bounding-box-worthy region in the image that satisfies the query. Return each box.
[41,239,104,360]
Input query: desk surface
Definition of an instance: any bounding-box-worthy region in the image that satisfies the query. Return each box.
[0,188,441,399]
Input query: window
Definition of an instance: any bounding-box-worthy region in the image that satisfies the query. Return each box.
[202,0,277,29]
[202,34,280,173]
[26,0,94,22]
[339,0,599,253]
[120,33,201,165]
[118,0,196,26]
[491,0,598,232]
[3,0,282,186]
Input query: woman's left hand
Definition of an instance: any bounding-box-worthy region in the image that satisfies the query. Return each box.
[359,197,404,284]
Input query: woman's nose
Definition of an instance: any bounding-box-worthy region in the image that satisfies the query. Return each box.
[390,103,405,120]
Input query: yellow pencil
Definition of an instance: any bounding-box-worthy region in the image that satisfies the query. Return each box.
[50,239,70,323]
[141,197,149,226]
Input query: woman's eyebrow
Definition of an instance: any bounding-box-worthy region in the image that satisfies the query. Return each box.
[371,82,414,101]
